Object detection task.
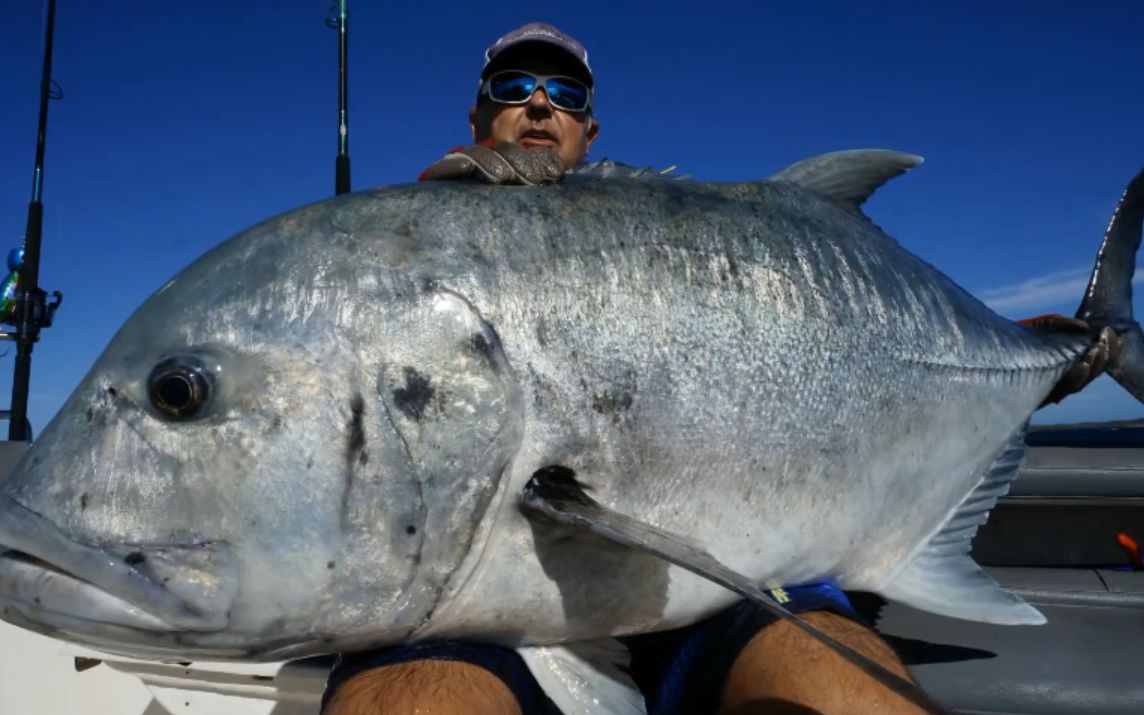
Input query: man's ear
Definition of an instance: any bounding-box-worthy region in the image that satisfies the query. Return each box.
[586,118,600,147]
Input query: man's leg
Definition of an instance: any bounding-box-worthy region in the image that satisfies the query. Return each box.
[322,642,560,715]
[719,610,924,715]
[625,585,926,715]
[323,659,521,715]
[322,597,924,715]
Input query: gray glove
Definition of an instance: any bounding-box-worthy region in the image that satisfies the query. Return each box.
[419,141,565,185]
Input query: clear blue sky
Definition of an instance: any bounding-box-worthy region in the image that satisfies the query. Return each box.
[1,1,1142,432]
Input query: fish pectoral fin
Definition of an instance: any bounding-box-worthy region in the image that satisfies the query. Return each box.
[520,466,954,715]
[517,640,645,715]
[880,425,1045,625]
[769,149,923,208]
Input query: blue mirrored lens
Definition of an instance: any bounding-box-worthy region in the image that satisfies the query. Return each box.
[490,72,537,103]
[545,78,589,111]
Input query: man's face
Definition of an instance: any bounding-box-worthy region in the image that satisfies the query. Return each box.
[470,55,600,170]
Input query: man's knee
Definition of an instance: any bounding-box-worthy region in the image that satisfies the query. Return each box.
[719,610,924,715]
[323,659,522,715]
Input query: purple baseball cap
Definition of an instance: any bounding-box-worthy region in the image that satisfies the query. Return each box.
[482,22,594,87]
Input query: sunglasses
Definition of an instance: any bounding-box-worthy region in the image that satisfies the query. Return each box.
[481,70,593,113]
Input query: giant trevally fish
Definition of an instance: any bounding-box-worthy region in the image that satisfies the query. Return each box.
[0,150,1141,713]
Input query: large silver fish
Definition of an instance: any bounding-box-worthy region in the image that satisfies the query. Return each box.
[0,151,1140,713]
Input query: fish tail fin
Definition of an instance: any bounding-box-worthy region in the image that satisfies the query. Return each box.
[1076,167,1144,402]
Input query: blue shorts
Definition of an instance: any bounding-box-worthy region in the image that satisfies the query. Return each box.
[323,585,860,715]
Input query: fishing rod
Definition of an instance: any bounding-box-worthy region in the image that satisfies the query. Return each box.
[326,0,351,195]
[8,0,64,441]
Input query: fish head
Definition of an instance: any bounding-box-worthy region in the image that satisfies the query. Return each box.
[0,193,524,660]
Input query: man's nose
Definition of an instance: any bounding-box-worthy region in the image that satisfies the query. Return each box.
[525,88,553,116]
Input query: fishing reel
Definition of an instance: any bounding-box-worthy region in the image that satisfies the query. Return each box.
[0,246,62,333]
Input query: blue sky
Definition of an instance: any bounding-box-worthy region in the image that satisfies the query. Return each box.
[0,0,1142,432]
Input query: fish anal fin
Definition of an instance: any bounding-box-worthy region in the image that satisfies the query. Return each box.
[880,425,1045,625]
[769,149,923,207]
[517,640,645,715]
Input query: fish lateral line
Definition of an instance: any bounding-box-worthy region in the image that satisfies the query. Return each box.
[519,467,955,715]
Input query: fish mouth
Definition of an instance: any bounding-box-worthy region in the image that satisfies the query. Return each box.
[0,497,235,634]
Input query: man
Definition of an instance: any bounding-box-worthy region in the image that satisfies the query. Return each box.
[323,22,1119,715]
[418,22,598,184]
[326,26,931,715]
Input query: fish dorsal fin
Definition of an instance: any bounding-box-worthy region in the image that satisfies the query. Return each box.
[518,640,646,715]
[568,158,691,181]
[880,424,1043,625]
[769,149,923,207]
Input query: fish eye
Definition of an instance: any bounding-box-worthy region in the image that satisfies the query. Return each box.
[148,358,212,420]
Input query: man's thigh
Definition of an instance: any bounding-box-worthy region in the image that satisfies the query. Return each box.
[625,585,876,714]
[323,641,561,714]
[323,659,523,715]
[719,610,924,715]
[322,588,919,715]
